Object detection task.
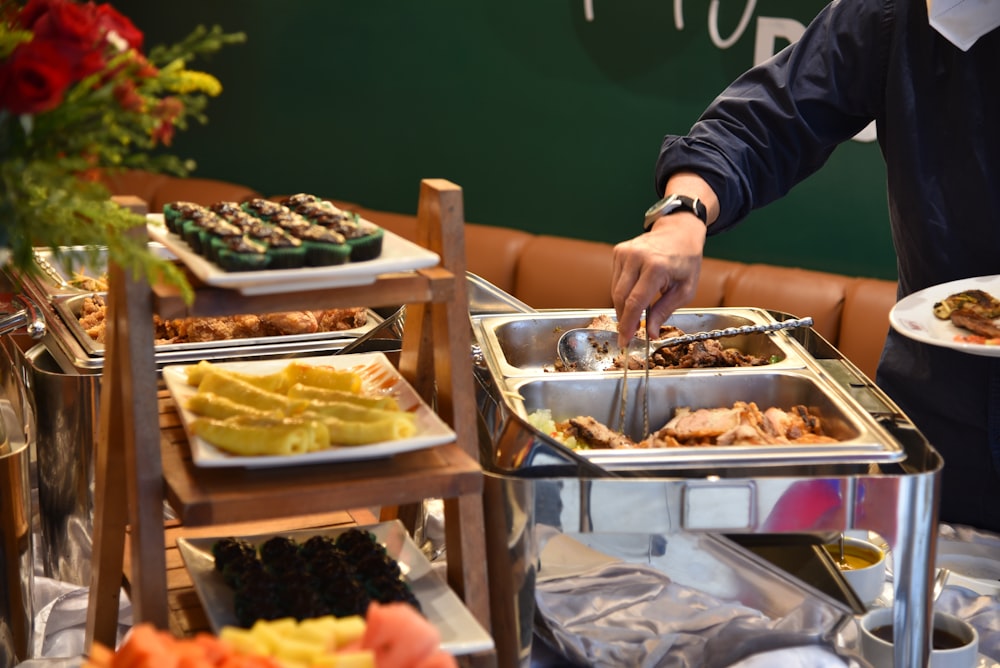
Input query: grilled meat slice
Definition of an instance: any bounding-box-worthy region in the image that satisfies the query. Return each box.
[933,289,1000,320]
[557,415,637,449]
[661,405,742,440]
[950,308,1000,339]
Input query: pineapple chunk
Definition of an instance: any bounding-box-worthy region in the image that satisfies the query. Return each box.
[331,615,366,647]
[317,650,376,668]
[251,617,299,653]
[294,616,340,647]
[219,626,270,656]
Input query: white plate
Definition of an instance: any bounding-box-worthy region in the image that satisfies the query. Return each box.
[176,520,494,656]
[146,215,440,295]
[162,352,455,468]
[889,275,1000,357]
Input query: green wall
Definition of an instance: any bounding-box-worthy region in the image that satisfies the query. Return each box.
[113,0,897,280]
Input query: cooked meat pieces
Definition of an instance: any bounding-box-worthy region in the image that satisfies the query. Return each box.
[556,415,637,450]
[77,295,107,342]
[647,338,770,369]
[645,401,836,447]
[316,307,368,331]
[949,308,1000,339]
[932,289,1000,320]
[585,314,618,332]
[557,316,770,371]
[262,311,319,335]
[658,405,742,441]
[553,402,837,449]
[76,295,368,344]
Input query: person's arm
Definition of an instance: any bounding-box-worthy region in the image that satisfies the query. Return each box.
[614,0,890,345]
[612,172,719,346]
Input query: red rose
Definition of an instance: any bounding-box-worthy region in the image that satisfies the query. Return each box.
[27,1,99,47]
[0,40,74,114]
[16,0,62,29]
[95,4,143,51]
[22,0,107,81]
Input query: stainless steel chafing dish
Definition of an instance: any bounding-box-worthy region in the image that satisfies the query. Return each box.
[21,246,383,373]
[471,306,942,668]
[472,307,904,473]
[474,307,806,377]
[503,369,904,471]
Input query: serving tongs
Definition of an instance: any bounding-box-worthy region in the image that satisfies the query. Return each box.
[557,316,814,372]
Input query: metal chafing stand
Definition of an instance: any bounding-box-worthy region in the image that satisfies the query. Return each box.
[468,297,941,668]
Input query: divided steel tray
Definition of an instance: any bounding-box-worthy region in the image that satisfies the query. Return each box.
[472,308,905,472]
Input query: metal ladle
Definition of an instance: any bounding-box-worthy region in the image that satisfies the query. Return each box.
[557,316,814,372]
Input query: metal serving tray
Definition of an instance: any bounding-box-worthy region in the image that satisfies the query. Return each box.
[29,245,175,299]
[495,368,905,471]
[51,293,381,360]
[472,308,810,379]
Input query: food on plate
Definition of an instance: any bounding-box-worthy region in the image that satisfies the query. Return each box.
[83,600,458,668]
[82,624,280,668]
[931,289,1000,320]
[532,401,837,449]
[76,293,368,344]
[181,360,416,455]
[279,360,366,393]
[186,360,363,394]
[280,194,385,262]
[553,314,777,371]
[163,195,385,272]
[190,415,330,455]
[212,529,421,628]
[220,616,371,666]
[950,309,1000,340]
[194,371,313,415]
[932,289,1000,344]
[287,384,400,411]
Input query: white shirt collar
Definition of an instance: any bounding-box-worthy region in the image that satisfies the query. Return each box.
[927,0,1000,51]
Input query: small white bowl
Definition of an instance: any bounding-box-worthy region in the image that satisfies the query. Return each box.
[858,607,978,668]
[824,536,886,606]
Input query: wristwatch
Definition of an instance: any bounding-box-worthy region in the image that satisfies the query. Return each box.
[643,194,708,232]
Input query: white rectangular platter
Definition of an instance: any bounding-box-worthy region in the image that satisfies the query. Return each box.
[162,352,455,468]
[147,215,440,295]
[176,520,494,656]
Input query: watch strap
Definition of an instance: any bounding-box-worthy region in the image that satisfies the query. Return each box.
[643,194,708,232]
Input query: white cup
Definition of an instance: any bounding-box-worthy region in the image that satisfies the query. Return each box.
[824,536,886,607]
[858,607,978,668]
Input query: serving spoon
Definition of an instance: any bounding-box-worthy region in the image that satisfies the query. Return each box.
[557,316,814,372]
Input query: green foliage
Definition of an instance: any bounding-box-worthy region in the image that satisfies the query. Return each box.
[0,4,245,303]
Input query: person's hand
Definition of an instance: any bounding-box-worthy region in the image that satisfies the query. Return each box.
[611,213,707,347]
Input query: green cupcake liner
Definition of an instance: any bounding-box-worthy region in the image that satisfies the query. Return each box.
[345,227,385,262]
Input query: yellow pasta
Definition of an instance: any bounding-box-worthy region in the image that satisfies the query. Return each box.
[287,383,400,411]
[190,415,330,455]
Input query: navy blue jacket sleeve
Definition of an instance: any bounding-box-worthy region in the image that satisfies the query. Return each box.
[655,0,892,232]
